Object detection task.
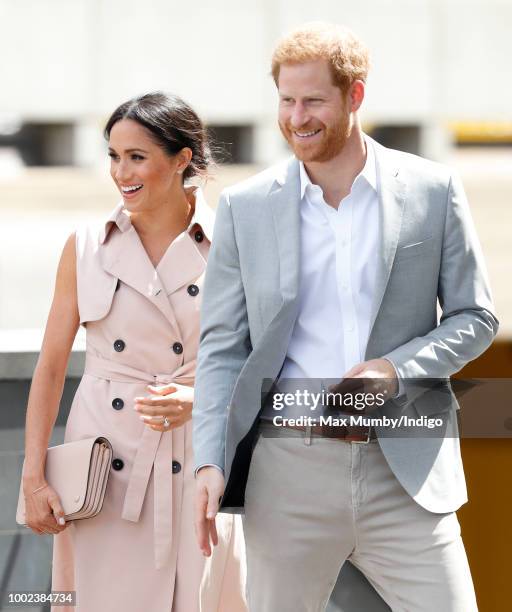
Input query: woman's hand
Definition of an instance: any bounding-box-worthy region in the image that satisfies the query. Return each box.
[23,481,68,535]
[134,383,194,432]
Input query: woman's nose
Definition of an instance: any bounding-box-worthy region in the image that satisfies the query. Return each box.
[114,160,132,182]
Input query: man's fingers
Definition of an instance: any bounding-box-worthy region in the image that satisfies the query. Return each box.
[209,517,219,547]
[206,488,220,519]
[328,377,365,395]
[195,488,212,556]
[344,363,366,377]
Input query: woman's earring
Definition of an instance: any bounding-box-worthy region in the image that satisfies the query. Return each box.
[177,169,183,175]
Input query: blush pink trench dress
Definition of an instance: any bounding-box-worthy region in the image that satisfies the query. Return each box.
[51,189,247,612]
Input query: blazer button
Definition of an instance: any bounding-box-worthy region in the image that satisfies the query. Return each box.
[112,458,124,471]
[172,461,182,474]
[112,398,124,410]
[113,339,125,352]
[172,342,183,355]
[194,230,204,243]
[187,284,199,297]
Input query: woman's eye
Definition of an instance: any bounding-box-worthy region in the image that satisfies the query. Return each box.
[108,152,119,161]
[132,154,144,161]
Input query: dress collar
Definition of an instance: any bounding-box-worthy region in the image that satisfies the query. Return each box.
[99,186,214,245]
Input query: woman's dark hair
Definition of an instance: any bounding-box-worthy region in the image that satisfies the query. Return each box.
[104,92,212,181]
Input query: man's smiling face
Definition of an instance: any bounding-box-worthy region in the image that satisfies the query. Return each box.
[277,59,352,163]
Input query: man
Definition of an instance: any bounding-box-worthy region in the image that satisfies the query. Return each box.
[193,22,498,611]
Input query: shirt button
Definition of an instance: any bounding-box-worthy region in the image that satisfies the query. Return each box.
[113,339,125,352]
[172,461,182,474]
[112,398,124,410]
[194,230,204,243]
[187,284,199,297]
[112,458,124,471]
[172,342,183,355]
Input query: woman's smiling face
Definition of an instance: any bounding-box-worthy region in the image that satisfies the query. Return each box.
[108,118,182,213]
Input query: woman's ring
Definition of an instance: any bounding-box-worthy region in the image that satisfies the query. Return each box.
[163,417,170,429]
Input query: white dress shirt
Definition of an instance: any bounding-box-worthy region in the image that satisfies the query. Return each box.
[279,138,379,385]
[198,139,398,474]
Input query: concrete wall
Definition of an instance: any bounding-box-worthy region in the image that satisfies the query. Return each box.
[1,0,511,164]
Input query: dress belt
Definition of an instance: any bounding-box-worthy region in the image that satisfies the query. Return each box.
[84,352,194,569]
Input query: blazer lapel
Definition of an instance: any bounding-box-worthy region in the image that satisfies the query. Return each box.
[269,157,301,307]
[366,138,407,348]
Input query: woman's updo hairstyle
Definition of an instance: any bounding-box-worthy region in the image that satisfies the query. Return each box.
[104,92,212,181]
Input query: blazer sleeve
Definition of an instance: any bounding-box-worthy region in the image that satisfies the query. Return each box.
[193,191,251,471]
[383,172,499,403]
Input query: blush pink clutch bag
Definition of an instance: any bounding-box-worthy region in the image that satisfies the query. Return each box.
[16,437,113,525]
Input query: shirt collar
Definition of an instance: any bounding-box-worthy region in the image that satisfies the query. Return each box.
[298,134,378,200]
[99,186,214,245]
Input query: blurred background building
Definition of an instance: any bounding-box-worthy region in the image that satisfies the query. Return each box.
[0,1,510,611]
[0,0,510,333]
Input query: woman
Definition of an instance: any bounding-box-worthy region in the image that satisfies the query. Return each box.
[22,92,247,612]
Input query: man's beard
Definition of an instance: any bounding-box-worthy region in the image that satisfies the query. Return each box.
[279,111,351,163]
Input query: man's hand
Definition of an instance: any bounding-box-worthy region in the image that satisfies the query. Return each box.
[328,358,399,407]
[194,467,224,556]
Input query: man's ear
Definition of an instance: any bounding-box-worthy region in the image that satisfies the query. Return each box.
[348,80,365,112]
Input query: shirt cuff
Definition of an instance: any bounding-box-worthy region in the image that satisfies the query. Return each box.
[194,463,224,478]
[383,358,405,399]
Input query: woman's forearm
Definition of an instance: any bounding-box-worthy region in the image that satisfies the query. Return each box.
[23,361,67,490]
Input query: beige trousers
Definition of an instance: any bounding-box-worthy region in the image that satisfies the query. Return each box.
[243,424,478,612]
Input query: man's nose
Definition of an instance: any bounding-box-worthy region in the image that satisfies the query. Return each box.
[290,103,310,129]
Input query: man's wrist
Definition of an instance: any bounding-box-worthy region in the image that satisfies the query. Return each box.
[382,357,405,399]
[195,463,224,478]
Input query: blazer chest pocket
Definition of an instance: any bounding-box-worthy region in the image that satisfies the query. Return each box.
[394,237,434,263]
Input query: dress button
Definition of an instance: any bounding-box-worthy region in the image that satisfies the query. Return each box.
[194,230,204,243]
[187,284,199,297]
[112,458,124,471]
[113,339,125,352]
[172,342,183,355]
[112,398,124,410]
[172,461,182,474]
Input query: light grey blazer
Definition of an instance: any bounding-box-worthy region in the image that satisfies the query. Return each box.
[193,136,498,514]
